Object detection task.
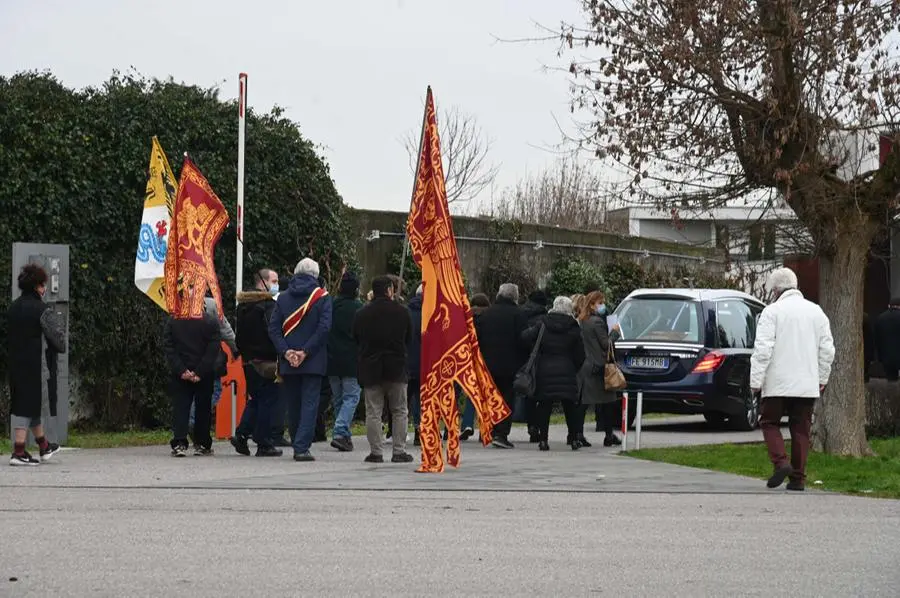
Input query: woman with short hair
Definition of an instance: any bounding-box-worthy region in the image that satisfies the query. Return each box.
[7,264,66,466]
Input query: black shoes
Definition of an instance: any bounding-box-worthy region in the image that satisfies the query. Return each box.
[786,480,805,492]
[171,444,188,458]
[193,445,214,457]
[603,434,622,447]
[9,452,40,466]
[538,441,550,452]
[256,446,283,457]
[293,452,315,462]
[528,426,540,443]
[570,438,582,451]
[39,443,61,462]
[460,427,474,441]
[331,437,354,452]
[767,464,794,488]
[230,435,251,456]
[391,452,414,463]
[576,435,592,448]
[491,436,514,449]
[364,454,384,464]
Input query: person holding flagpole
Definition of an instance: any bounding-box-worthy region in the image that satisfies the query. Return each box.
[268,258,332,462]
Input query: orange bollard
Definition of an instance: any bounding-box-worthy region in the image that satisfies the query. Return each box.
[215,343,247,439]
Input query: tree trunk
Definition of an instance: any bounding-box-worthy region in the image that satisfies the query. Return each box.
[812,233,873,456]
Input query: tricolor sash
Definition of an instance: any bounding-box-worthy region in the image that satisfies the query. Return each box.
[282,287,328,337]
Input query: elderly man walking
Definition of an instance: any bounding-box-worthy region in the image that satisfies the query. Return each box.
[750,267,835,491]
[269,258,332,462]
[477,282,528,449]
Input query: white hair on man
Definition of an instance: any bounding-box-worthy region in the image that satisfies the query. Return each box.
[416,283,424,296]
[294,258,320,277]
[549,295,575,317]
[767,267,799,294]
[497,283,520,303]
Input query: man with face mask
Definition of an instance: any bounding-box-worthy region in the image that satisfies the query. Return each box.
[7,264,66,466]
[230,269,283,457]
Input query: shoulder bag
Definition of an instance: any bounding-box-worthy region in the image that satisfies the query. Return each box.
[604,342,627,391]
[514,323,545,399]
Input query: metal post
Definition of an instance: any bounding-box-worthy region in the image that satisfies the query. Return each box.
[621,392,629,452]
[398,87,431,292]
[635,390,644,450]
[236,73,248,302]
[231,380,238,438]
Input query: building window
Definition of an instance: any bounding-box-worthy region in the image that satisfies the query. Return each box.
[748,224,763,261]
[763,225,776,260]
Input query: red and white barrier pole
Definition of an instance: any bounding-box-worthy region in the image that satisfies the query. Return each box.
[635,390,643,450]
[621,392,629,451]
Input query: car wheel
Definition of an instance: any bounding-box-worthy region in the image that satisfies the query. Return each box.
[703,412,728,428]
[730,384,759,431]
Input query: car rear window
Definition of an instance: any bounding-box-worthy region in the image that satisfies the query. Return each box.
[615,297,702,343]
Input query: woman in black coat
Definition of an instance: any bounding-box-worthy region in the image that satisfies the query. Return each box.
[521,296,585,451]
[7,264,66,466]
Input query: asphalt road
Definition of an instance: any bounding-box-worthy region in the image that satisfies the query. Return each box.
[1,418,895,597]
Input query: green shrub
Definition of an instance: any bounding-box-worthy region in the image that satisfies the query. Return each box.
[0,71,354,429]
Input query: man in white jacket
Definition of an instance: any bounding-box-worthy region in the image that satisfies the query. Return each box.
[750,267,835,491]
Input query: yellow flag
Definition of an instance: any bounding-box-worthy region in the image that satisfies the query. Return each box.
[134,136,176,311]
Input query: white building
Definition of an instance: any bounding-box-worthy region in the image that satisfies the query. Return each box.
[606,205,803,298]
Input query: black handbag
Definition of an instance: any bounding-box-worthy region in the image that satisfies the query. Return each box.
[514,323,545,399]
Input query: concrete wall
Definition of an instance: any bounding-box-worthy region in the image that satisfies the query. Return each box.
[348,209,722,292]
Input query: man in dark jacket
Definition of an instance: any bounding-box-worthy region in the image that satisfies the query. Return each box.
[163,299,222,457]
[327,271,364,452]
[521,289,549,326]
[353,276,414,463]
[874,298,900,381]
[230,268,283,458]
[477,282,528,449]
[519,289,548,441]
[268,258,333,462]
[7,264,65,466]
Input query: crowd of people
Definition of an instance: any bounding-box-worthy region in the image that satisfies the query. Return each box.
[158,257,626,463]
[4,257,839,494]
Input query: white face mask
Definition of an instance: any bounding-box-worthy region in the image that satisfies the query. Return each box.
[270,283,279,297]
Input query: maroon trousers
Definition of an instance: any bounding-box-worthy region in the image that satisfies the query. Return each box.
[760,397,816,483]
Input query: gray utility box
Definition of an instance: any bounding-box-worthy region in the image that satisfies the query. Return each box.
[10,243,70,445]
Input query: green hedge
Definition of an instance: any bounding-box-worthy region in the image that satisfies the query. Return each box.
[546,256,737,307]
[0,72,354,429]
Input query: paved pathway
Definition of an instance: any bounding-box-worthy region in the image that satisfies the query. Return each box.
[1,418,896,596]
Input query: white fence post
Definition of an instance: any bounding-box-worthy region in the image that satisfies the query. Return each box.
[635,390,644,450]
[621,392,629,452]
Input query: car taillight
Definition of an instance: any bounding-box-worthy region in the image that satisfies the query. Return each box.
[692,351,726,374]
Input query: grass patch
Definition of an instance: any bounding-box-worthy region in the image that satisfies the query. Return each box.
[0,429,172,453]
[628,438,900,499]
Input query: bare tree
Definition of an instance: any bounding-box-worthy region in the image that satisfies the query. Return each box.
[479,157,615,230]
[404,105,500,205]
[560,1,900,455]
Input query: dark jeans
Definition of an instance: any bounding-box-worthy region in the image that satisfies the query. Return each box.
[493,377,516,439]
[595,402,619,436]
[170,376,214,449]
[283,374,323,455]
[409,379,421,428]
[235,365,278,448]
[760,397,816,484]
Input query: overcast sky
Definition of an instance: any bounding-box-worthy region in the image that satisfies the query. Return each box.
[1,0,587,212]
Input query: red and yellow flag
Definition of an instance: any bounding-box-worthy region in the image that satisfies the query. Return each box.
[406,87,510,473]
[164,158,229,319]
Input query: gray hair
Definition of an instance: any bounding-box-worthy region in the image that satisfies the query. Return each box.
[548,295,574,317]
[416,283,424,296]
[294,258,320,277]
[497,283,520,303]
[767,267,798,294]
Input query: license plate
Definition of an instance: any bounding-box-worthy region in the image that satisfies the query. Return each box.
[628,356,669,369]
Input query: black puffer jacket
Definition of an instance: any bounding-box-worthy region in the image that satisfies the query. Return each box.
[522,312,585,403]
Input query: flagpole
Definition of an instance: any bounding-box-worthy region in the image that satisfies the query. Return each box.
[236,72,248,303]
[399,86,431,293]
